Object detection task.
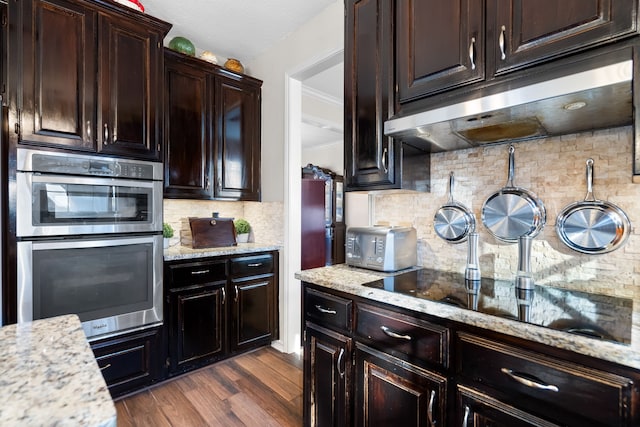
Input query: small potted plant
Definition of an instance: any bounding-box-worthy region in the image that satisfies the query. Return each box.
[163,222,174,248]
[234,218,251,243]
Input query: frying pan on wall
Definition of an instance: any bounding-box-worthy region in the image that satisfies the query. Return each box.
[481,145,546,243]
[556,159,630,254]
[434,172,476,243]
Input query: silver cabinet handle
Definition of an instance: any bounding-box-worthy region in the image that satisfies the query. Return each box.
[499,25,506,60]
[427,389,436,426]
[380,325,411,341]
[469,37,476,70]
[462,405,470,426]
[382,147,388,173]
[501,368,559,392]
[86,121,91,142]
[205,177,210,190]
[103,123,109,145]
[337,348,345,378]
[315,305,336,315]
[99,363,111,371]
[247,263,263,267]
[190,269,210,275]
[234,285,239,303]
[112,126,117,144]
[221,287,226,305]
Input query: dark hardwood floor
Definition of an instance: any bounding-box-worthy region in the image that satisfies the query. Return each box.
[115,347,303,426]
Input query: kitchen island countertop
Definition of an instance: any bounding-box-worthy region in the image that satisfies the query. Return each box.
[164,242,281,261]
[296,264,640,370]
[0,314,116,427]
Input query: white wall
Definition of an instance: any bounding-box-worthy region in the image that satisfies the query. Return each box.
[247,0,344,202]
[301,141,343,175]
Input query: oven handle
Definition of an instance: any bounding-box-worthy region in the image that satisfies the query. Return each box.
[24,172,158,189]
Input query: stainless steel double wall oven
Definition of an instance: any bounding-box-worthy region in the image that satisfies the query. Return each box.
[16,148,163,340]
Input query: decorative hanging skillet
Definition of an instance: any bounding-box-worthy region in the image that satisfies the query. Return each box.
[434,171,475,243]
[481,145,546,243]
[556,158,630,254]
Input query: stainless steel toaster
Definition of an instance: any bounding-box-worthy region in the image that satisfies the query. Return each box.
[345,226,417,272]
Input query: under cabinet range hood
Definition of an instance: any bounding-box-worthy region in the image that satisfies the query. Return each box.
[384,60,633,152]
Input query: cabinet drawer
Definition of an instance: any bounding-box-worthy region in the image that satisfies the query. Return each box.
[457,332,635,426]
[305,288,352,333]
[168,260,227,287]
[229,254,273,277]
[355,303,449,369]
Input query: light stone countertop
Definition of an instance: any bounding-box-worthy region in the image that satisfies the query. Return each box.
[296,264,640,370]
[0,314,116,427]
[164,242,281,261]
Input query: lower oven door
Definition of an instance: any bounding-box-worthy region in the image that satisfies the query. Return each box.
[17,234,163,340]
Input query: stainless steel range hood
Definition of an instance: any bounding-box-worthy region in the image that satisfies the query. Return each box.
[384,60,633,152]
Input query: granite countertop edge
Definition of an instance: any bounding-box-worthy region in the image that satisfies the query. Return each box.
[0,314,117,427]
[164,242,282,261]
[296,264,640,371]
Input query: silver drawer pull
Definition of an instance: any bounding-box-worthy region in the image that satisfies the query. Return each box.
[501,368,559,392]
[315,305,337,315]
[191,269,210,275]
[380,325,411,341]
[247,263,263,267]
[337,348,345,378]
[427,389,436,426]
[99,363,111,371]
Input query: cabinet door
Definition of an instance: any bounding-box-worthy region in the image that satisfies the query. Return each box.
[214,74,261,200]
[396,0,484,102]
[354,343,447,427]
[344,0,399,190]
[229,276,273,352]
[164,52,213,199]
[169,283,225,373]
[492,0,638,75]
[98,14,163,160]
[304,322,352,427]
[457,385,561,427]
[19,0,97,151]
[91,327,162,398]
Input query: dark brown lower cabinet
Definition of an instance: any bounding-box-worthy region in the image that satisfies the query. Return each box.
[91,326,162,399]
[355,343,447,427]
[457,385,560,427]
[302,282,640,426]
[169,282,225,373]
[165,251,278,377]
[304,322,352,427]
[229,276,274,353]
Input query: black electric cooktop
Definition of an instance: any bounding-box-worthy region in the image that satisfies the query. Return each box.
[362,268,632,345]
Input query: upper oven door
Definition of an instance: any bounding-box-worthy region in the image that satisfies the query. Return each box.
[16,173,163,237]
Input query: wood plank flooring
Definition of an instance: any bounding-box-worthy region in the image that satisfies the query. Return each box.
[115,347,303,427]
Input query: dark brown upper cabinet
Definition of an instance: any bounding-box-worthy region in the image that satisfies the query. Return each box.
[344,0,400,190]
[214,72,262,201]
[163,50,262,201]
[164,50,213,199]
[396,0,485,103]
[396,0,638,103]
[14,0,170,160]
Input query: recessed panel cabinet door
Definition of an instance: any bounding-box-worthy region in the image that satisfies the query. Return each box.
[20,0,97,150]
[230,277,273,352]
[344,0,399,190]
[396,0,484,102]
[98,15,163,160]
[214,75,261,201]
[355,343,447,427]
[163,52,213,199]
[492,0,638,74]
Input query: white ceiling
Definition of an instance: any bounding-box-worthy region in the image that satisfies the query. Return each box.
[140,0,343,148]
[142,0,337,62]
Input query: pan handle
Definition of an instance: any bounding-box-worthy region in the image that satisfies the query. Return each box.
[448,171,455,203]
[584,158,596,202]
[506,145,516,187]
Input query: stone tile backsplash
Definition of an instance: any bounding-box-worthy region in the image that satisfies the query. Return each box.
[163,199,284,247]
[373,126,640,299]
